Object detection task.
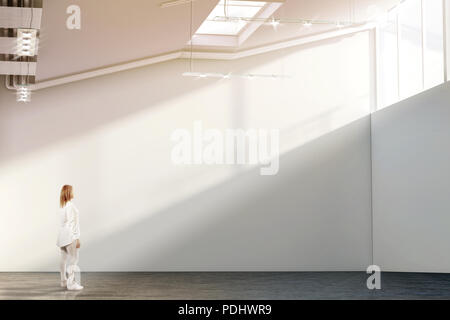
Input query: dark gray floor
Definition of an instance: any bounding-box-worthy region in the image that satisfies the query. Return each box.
[1,272,450,300]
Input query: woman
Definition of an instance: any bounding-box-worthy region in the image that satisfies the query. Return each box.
[56,185,83,291]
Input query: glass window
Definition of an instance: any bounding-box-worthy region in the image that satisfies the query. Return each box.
[196,1,267,36]
[376,0,445,111]
[424,0,444,89]
[398,0,423,100]
[378,10,399,109]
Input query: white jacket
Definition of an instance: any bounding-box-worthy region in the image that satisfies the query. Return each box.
[56,201,80,247]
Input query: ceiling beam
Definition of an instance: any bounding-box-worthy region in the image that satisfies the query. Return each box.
[29,23,374,91]
[191,34,239,47]
[160,0,199,8]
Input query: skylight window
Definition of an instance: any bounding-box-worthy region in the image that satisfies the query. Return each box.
[196,0,267,36]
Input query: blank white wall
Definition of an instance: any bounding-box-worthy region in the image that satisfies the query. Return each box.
[0,32,372,271]
[73,117,373,271]
[372,82,450,272]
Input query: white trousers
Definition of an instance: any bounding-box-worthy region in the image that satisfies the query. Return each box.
[60,240,79,286]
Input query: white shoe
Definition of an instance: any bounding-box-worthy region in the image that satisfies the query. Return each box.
[67,283,84,291]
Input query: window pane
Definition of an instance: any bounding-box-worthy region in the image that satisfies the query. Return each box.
[424,0,444,89]
[196,0,266,35]
[399,0,423,99]
[378,10,399,109]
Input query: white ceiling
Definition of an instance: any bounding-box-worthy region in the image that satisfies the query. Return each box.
[36,0,399,81]
[37,0,217,81]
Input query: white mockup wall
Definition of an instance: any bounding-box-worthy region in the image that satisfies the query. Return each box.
[0,32,372,271]
[63,117,373,271]
[372,82,450,272]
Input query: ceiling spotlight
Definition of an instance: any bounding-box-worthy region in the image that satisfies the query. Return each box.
[270,18,280,29]
[17,29,37,57]
[199,73,207,78]
[223,73,231,79]
[303,21,312,27]
[16,85,31,102]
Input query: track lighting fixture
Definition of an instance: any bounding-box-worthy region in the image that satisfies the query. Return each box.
[182,72,289,80]
[269,18,280,29]
[16,85,32,102]
[17,29,37,57]
[213,16,355,28]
